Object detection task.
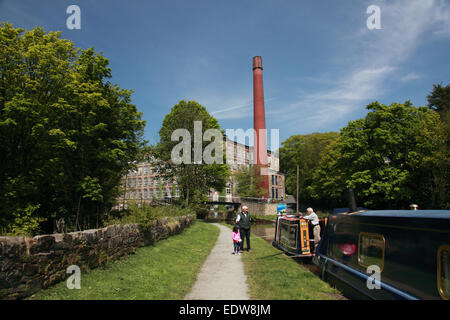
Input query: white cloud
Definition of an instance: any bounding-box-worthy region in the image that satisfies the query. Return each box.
[210,101,252,119]
[400,73,421,82]
[209,97,276,120]
[273,0,450,130]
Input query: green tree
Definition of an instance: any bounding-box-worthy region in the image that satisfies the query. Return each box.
[427,84,450,208]
[309,101,448,209]
[0,24,145,234]
[427,83,450,117]
[234,165,266,198]
[155,100,230,205]
[279,132,339,207]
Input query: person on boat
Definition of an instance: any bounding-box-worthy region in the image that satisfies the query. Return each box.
[232,226,242,255]
[302,207,321,252]
[235,205,252,252]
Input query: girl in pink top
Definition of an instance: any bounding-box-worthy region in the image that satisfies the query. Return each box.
[232,226,242,255]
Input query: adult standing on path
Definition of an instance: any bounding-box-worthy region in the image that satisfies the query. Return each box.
[236,205,251,252]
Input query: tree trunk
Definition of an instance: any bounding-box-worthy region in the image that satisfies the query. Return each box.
[75,195,81,231]
[186,186,190,206]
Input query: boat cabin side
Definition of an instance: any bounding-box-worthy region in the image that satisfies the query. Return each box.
[273,214,328,257]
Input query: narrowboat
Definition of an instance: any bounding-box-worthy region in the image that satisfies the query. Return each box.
[272,214,328,257]
[314,209,450,300]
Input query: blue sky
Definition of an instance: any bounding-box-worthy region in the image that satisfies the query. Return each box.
[1,0,449,147]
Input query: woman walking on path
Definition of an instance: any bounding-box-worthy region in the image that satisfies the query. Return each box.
[232,226,242,255]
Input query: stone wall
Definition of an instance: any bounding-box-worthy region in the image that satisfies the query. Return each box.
[0,214,195,300]
[243,202,278,216]
[204,211,236,221]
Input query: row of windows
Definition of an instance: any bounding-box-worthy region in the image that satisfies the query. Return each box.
[226,158,275,167]
[356,233,450,300]
[125,188,179,199]
[124,177,177,188]
[128,166,156,176]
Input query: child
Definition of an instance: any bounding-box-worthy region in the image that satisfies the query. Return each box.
[232,226,242,255]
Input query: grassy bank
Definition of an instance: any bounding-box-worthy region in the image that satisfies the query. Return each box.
[221,223,342,300]
[28,222,219,300]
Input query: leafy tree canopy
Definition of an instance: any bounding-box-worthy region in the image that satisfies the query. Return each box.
[308,101,448,209]
[233,165,266,198]
[0,24,146,234]
[427,83,450,117]
[155,100,230,205]
[279,132,339,207]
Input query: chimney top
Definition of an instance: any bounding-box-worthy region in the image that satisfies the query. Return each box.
[252,56,263,70]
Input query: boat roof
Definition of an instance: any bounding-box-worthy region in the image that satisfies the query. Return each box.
[344,210,450,219]
[279,215,302,221]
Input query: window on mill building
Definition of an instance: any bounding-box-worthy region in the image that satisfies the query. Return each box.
[226,182,231,195]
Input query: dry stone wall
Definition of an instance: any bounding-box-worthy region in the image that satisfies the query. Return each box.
[0,214,195,299]
[243,202,278,216]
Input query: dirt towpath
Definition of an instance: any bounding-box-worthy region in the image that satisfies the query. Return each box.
[184,223,250,300]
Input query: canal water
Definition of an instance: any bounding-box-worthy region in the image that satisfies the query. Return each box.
[225,221,276,241]
[250,221,276,242]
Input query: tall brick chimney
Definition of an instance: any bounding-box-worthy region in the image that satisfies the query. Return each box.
[252,56,269,198]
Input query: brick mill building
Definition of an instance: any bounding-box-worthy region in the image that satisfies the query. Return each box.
[115,135,285,209]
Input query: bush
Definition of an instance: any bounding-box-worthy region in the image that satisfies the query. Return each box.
[105,202,194,232]
[4,205,44,236]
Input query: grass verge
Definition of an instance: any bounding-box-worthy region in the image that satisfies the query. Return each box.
[221,223,342,300]
[28,222,219,300]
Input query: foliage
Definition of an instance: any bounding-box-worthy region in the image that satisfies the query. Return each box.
[7,205,44,236]
[279,132,339,207]
[106,202,195,233]
[427,83,450,117]
[233,165,266,198]
[427,83,450,208]
[308,101,448,209]
[155,100,230,205]
[0,24,145,235]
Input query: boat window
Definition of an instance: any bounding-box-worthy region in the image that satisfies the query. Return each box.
[438,246,450,300]
[279,221,298,250]
[358,233,385,271]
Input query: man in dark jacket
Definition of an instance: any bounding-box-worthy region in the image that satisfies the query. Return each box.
[236,205,251,252]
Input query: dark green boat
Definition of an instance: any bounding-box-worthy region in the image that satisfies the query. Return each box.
[314,210,450,300]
